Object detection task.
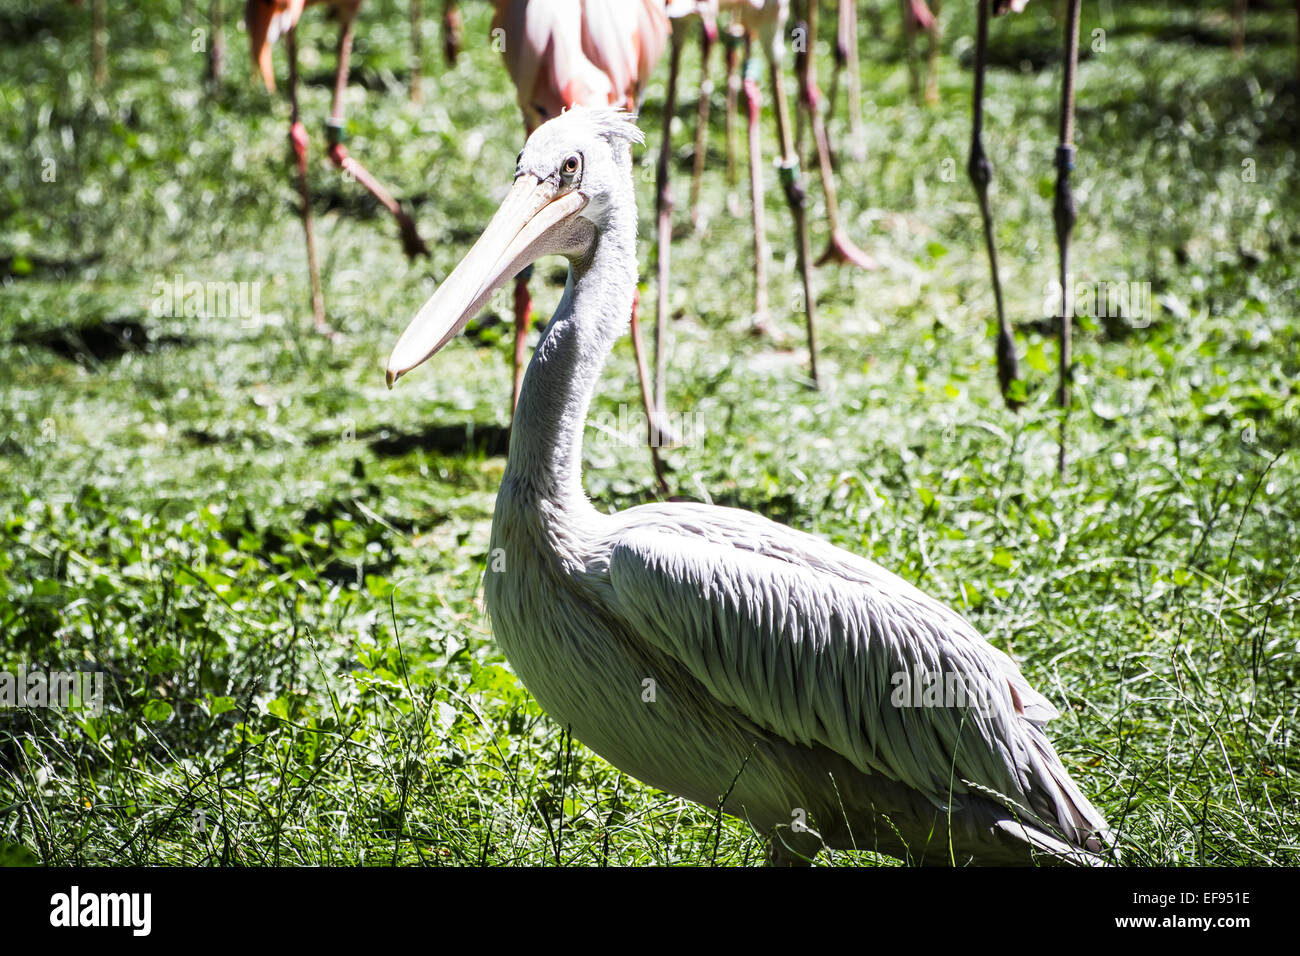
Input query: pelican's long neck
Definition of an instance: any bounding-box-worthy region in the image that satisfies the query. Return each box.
[504,195,637,509]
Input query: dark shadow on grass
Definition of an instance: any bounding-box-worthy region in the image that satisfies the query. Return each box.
[958,39,1097,75]
[366,422,511,458]
[0,4,76,45]
[1146,22,1296,51]
[11,317,191,366]
[305,65,401,94]
[310,183,435,221]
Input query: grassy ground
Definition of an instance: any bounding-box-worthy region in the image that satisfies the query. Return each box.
[0,0,1297,866]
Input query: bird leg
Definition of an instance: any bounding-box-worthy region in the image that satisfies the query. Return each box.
[724,25,743,187]
[924,0,942,106]
[629,290,673,497]
[968,0,1021,410]
[92,0,108,87]
[901,0,921,102]
[286,28,331,339]
[899,0,939,104]
[1053,0,1082,476]
[655,29,683,434]
[207,0,225,87]
[765,41,821,387]
[442,0,462,66]
[797,0,876,271]
[689,14,719,233]
[326,15,430,260]
[410,0,423,103]
[511,268,533,417]
[835,0,865,160]
[829,1,844,115]
[742,44,772,336]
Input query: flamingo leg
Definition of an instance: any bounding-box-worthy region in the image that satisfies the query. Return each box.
[764,38,821,387]
[742,43,771,335]
[511,270,532,416]
[286,28,330,338]
[92,0,108,87]
[1054,0,1083,476]
[689,16,718,233]
[442,0,462,66]
[901,0,920,101]
[208,0,225,87]
[968,0,1020,410]
[829,0,843,116]
[325,14,430,259]
[655,30,683,429]
[724,27,743,187]
[629,291,672,497]
[410,0,423,103]
[798,0,876,270]
[836,0,865,159]
[925,0,941,106]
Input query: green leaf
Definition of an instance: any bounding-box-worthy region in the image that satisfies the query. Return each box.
[142,700,174,722]
[0,841,39,866]
[1025,341,1051,374]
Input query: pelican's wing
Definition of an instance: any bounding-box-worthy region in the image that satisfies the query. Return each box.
[605,506,1103,847]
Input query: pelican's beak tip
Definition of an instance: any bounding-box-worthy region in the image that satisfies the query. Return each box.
[385,368,400,389]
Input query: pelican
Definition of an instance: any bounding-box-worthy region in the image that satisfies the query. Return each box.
[490,0,673,489]
[386,108,1111,866]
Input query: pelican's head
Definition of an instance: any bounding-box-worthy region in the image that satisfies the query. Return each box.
[386,108,644,387]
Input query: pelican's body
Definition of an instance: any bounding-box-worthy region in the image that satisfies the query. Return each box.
[387,109,1110,865]
[488,496,1105,863]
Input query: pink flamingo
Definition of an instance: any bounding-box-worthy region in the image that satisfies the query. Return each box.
[246,0,430,337]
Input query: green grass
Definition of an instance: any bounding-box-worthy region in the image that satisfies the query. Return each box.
[0,0,1297,865]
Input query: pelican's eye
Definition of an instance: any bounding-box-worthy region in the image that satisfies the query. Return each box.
[560,153,582,186]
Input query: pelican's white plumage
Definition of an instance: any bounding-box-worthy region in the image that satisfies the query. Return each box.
[387,108,1110,865]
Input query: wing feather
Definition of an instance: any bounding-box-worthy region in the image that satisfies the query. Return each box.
[606,513,1107,850]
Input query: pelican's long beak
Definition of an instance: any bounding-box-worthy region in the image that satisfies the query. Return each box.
[386,175,590,387]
